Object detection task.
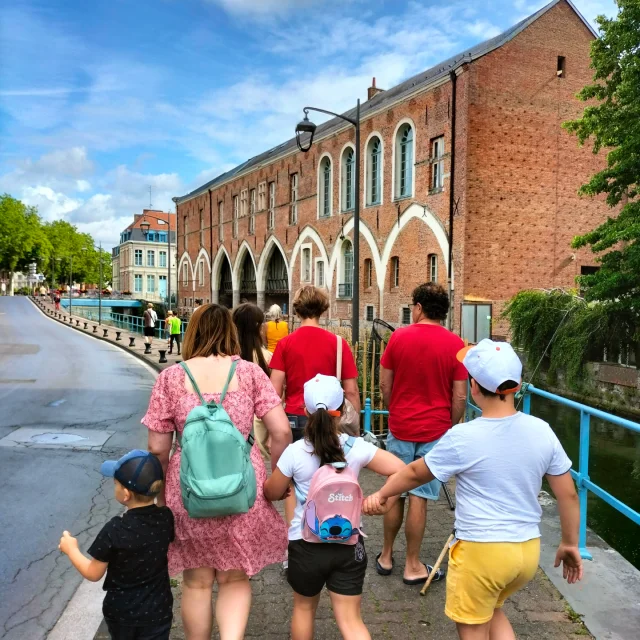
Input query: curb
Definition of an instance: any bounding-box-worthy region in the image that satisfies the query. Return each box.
[28,297,164,373]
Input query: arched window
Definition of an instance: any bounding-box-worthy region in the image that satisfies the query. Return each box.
[341,147,355,212]
[366,137,382,206]
[319,156,332,218]
[338,240,354,298]
[428,254,438,282]
[395,124,414,199]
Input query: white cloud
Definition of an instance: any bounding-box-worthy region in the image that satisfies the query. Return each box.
[206,0,326,18]
[76,179,92,192]
[20,186,82,222]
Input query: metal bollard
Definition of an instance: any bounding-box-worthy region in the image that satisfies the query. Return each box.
[103,329,108,338]
[93,325,98,333]
[144,343,151,354]
[69,317,74,324]
[116,331,122,341]
[129,337,136,347]
[158,350,168,364]
[76,320,80,326]
[62,316,66,321]
[84,322,88,329]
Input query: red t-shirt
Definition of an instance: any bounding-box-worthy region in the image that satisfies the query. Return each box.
[380,323,467,443]
[270,326,359,416]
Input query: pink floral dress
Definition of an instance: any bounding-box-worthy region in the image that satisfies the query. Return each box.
[141,356,287,576]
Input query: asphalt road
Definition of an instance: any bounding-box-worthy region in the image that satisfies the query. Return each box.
[0,297,156,640]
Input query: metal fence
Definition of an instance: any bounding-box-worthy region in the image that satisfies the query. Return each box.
[361,383,640,561]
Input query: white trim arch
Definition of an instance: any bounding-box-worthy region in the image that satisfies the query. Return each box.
[195,247,211,273]
[364,130,385,207]
[257,235,291,291]
[233,240,257,285]
[316,152,334,219]
[290,226,330,290]
[390,117,417,202]
[380,203,449,291]
[211,245,235,300]
[178,251,196,292]
[338,142,356,214]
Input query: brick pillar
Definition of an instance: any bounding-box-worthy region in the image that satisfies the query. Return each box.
[257,290,265,310]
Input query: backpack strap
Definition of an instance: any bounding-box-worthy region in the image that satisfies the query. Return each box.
[219,360,237,403]
[343,435,356,455]
[180,362,206,406]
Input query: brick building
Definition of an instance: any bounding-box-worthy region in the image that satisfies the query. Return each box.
[174,0,607,341]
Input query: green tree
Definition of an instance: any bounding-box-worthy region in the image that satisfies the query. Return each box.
[563,0,640,316]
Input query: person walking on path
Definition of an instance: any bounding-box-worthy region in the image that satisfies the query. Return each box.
[165,310,182,355]
[377,283,468,585]
[58,450,174,640]
[233,303,274,463]
[143,303,158,346]
[364,339,583,640]
[265,304,289,353]
[264,375,406,640]
[143,304,292,640]
[270,286,360,530]
[54,292,61,311]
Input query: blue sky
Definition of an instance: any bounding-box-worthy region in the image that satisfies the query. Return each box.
[0,0,617,248]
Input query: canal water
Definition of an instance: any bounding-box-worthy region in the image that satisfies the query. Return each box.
[530,395,640,570]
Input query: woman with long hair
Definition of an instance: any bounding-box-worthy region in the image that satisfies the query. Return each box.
[265,303,288,353]
[233,303,274,461]
[143,304,291,640]
[264,375,405,640]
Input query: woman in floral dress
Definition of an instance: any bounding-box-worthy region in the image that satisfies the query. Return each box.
[143,304,291,640]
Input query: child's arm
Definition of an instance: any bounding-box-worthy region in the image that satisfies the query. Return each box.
[545,472,583,584]
[59,531,108,582]
[363,449,407,512]
[364,459,435,515]
[263,468,292,501]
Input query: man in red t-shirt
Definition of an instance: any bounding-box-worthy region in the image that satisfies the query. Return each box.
[377,283,467,585]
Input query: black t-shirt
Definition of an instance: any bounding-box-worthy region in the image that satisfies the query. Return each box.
[88,505,174,626]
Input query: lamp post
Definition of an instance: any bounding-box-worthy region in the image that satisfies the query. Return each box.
[295,101,361,345]
[139,214,172,308]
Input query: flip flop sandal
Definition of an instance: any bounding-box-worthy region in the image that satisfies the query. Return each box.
[375,552,394,576]
[403,563,445,586]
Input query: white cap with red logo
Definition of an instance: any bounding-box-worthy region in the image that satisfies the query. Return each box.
[304,374,344,416]
[457,339,522,394]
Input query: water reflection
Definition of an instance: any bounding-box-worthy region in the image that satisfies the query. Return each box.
[531,396,640,569]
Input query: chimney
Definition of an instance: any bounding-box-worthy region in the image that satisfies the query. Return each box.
[367,77,385,100]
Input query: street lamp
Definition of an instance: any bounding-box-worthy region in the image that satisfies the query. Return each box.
[139,214,172,309]
[295,101,361,345]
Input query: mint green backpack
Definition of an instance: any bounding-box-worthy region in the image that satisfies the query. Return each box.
[178,360,257,518]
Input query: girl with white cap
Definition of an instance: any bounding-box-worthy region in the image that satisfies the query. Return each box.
[264,374,405,640]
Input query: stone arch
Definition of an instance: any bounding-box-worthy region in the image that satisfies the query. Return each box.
[234,240,257,305]
[257,235,290,312]
[194,247,211,273]
[290,226,330,289]
[211,245,234,306]
[257,235,290,291]
[178,251,195,292]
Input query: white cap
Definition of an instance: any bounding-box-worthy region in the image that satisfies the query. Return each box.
[457,339,522,394]
[303,374,344,416]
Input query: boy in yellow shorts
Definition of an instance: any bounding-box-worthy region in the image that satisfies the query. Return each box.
[364,339,583,639]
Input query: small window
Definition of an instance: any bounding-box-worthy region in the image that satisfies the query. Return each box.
[198,261,204,286]
[159,251,167,268]
[147,275,155,293]
[341,147,355,211]
[557,56,566,78]
[366,137,382,206]
[147,250,155,267]
[429,254,438,283]
[391,256,399,288]
[431,137,445,191]
[240,189,248,218]
[316,260,325,287]
[134,274,142,293]
[366,305,374,322]
[364,258,373,288]
[134,249,143,266]
[402,307,411,325]
[258,182,266,211]
[302,247,311,282]
[268,182,276,230]
[182,262,188,286]
[290,173,299,225]
[461,304,492,343]
[395,124,414,199]
[319,156,332,218]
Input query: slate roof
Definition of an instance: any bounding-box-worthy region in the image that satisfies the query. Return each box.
[176,0,595,204]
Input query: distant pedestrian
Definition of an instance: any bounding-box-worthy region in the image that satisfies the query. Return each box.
[377,283,468,585]
[194,298,203,312]
[364,340,582,639]
[165,310,182,356]
[233,303,273,462]
[143,303,158,345]
[143,303,291,640]
[58,450,174,640]
[265,304,289,353]
[54,293,61,311]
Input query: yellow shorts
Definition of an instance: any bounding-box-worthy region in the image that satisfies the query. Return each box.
[445,538,540,625]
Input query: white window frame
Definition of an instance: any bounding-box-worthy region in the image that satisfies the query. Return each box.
[429,254,438,282]
[134,249,143,267]
[391,256,400,288]
[233,195,239,238]
[431,137,445,191]
[364,258,373,288]
[340,144,356,213]
[315,258,325,288]
[218,201,224,242]
[249,188,256,235]
[147,274,155,294]
[240,189,248,218]
[392,119,416,201]
[365,134,383,206]
[182,262,188,286]
[317,153,333,219]
[159,250,167,268]
[300,243,312,283]
[147,250,155,267]
[198,260,204,286]
[258,182,266,211]
[290,173,298,225]
[268,181,276,230]
[134,274,142,293]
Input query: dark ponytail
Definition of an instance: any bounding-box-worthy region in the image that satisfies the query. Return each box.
[305,408,346,467]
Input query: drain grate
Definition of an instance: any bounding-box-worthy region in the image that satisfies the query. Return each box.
[31,433,87,445]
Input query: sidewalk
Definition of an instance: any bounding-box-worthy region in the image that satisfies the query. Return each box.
[30,297,593,639]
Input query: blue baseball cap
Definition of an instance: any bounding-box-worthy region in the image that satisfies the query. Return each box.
[100,450,164,496]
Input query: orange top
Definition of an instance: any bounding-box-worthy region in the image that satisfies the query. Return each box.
[266,320,289,353]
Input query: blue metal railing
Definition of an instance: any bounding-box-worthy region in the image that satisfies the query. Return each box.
[361,385,640,560]
[68,307,188,338]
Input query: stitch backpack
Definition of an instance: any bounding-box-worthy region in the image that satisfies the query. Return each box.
[178,360,257,518]
[300,437,363,545]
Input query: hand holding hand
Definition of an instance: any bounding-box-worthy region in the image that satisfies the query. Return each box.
[362,492,389,516]
[554,543,583,584]
[58,531,78,556]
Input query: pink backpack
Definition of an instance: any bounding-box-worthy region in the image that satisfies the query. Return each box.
[299,437,363,545]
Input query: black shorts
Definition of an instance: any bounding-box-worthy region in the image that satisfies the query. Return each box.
[287,414,307,443]
[105,618,171,639]
[287,536,367,597]
[143,327,154,337]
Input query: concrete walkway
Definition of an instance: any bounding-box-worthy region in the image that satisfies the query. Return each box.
[27,297,639,639]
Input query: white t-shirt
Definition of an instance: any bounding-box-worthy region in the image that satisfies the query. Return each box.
[277,434,378,540]
[425,412,572,543]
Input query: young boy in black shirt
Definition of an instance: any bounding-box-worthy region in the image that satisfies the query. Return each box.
[59,450,174,640]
